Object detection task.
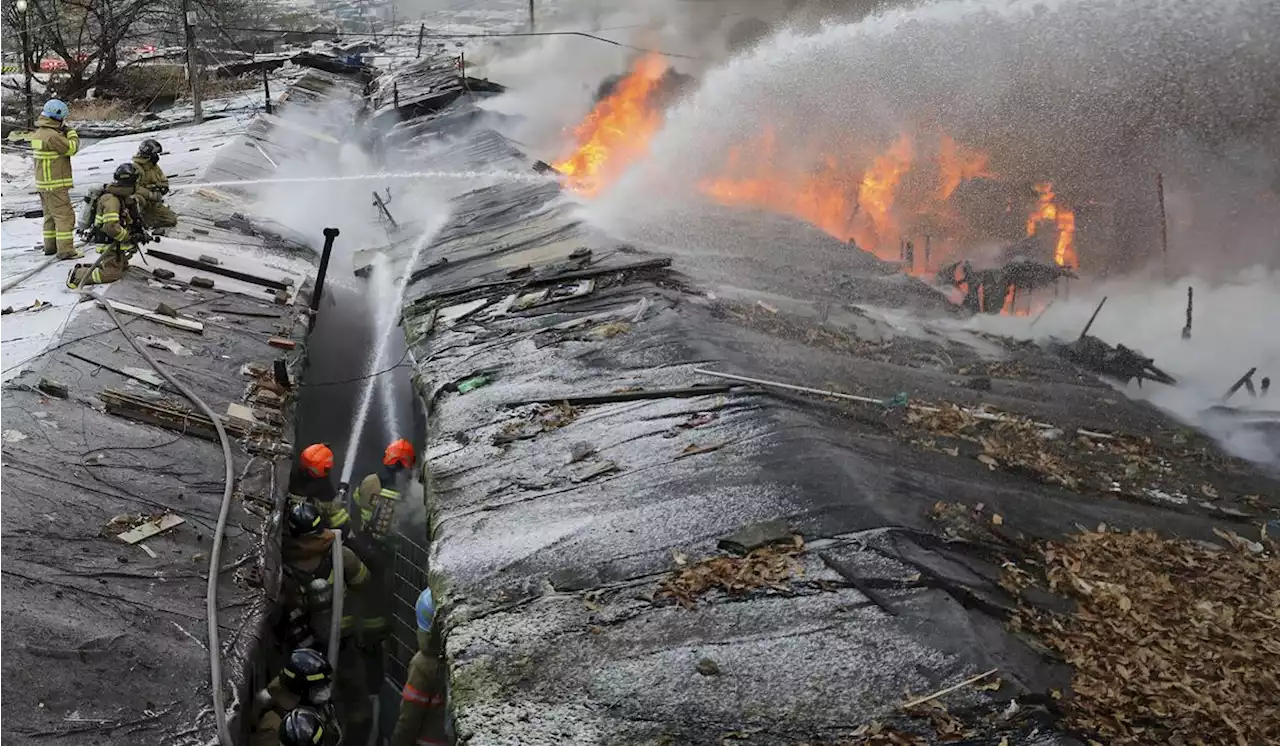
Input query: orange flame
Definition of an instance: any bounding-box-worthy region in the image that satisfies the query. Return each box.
[937,134,991,200]
[552,54,670,196]
[858,135,915,248]
[1026,182,1077,268]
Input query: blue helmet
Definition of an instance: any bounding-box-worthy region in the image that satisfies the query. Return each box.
[41,99,69,121]
[415,588,436,632]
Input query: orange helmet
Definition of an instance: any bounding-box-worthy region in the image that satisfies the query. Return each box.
[383,438,415,469]
[300,443,334,478]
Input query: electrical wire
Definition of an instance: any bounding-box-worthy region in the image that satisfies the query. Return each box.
[202,24,705,60]
[91,293,235,746]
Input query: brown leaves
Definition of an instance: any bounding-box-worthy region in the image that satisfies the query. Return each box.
[1008,529,1280,745]
[656,536,805,608]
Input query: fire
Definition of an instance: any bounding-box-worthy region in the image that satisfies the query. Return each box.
[698,133,915,261]
[699,129,862,246]
[1026,182,1077,268]
[937,135,991,200]
[858,135,915,248]
[552,53,670,196]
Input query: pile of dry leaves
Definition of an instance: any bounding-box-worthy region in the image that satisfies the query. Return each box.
[1008,529,1280,745]
[902,403,1238,505]
[656,536,805,608]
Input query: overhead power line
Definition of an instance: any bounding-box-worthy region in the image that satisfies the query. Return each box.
[201,25,705,60]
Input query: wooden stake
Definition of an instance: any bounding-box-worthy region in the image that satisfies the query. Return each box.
[902,668,999,710]
[1078,295,1108,340]
[1181,286,1192,340]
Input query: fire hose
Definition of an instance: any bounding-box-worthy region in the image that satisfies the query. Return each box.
[91,294,236,746]
[328,528,345,670]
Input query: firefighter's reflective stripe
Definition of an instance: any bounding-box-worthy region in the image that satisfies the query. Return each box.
[402,683,445,708]
[379,488,400,500]
[94,211,121,224]
[360,616,387,632]
[328,506,350,527]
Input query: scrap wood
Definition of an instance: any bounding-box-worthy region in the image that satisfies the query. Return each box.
[656,535,805,608]
[674,440,729,460]
[117,513,185,544]
[1007,528,1280,746]
[901,668,999,710]
[95,298,204,334]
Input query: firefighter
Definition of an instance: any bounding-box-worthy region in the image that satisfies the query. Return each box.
[132,138,178,229]
[278,707,338,746]
[30,99,82,259]
[67,163,147,289]
[344,438,416,699]
[249,648,334,746]
[281,500,374,744]
[352,438,415,542]
[390,588,449,746]
[288,444,351,530]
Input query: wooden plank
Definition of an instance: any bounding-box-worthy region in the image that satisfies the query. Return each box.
[98,299,204,334]
[100,389,250,441]
[145,248,291,290]
[117,513,185,544]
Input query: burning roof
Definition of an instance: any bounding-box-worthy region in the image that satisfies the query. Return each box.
[552,55,1083,294]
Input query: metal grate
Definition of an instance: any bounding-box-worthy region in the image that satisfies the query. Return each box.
[385,532,430,691]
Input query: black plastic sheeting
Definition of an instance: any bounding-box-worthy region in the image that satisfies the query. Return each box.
[390,120,1280,745]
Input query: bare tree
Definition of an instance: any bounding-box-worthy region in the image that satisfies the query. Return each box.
[9,0,175,98]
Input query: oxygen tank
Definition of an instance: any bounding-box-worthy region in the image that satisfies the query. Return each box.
[76,186,103,232]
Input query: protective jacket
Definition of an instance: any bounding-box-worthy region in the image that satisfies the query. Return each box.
[30,115,79,191]
[389,629,448,746]
[282,530,371,641]
[131,156,169,202]
[94,187,139,247]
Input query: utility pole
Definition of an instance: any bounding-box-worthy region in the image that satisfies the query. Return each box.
[181,0,203,124]
[262,67,272,114]
[15,0,34,127]
[528,0,535,31]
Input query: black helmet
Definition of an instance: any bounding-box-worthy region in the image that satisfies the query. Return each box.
[138,138,162,161]
[279,707,327,746]
[113,162,139,186]
[286,500,324,538]
[280,648,333,705]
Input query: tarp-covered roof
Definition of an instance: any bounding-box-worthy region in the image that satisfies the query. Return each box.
[2,69,365,745]
[395,113,1280,744]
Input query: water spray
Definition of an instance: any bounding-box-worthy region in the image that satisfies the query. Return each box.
[338,216,445,484]
[170,170,556,192]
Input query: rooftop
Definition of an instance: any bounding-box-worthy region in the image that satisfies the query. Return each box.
[1,69,364,744]
[382,75,1280,744]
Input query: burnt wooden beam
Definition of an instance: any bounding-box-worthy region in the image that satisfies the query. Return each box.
[99,389,250,441]
[414,256,673,304]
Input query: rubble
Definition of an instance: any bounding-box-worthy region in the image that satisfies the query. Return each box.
[1049,334,1176,387]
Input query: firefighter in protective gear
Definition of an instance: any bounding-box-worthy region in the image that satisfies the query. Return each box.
[132,138,178,228]
[348,437,416,691]
[30,99,82,259]
[289,444,350,530]
[390,588,449,746]
[281,499,375,743]
[67,163,146,289]
[279,707,338,746]
[249,648,335,746]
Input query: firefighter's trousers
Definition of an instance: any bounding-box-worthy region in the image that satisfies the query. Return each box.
[39,188,76,256]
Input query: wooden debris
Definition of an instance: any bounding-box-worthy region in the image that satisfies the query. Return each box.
[901,668,998,710]
[117,513,185,544]
[96,298,204,334]
[100,389,251,441]
[268,337,295,350]
[189,276,216,289]
[37,378,68,399]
